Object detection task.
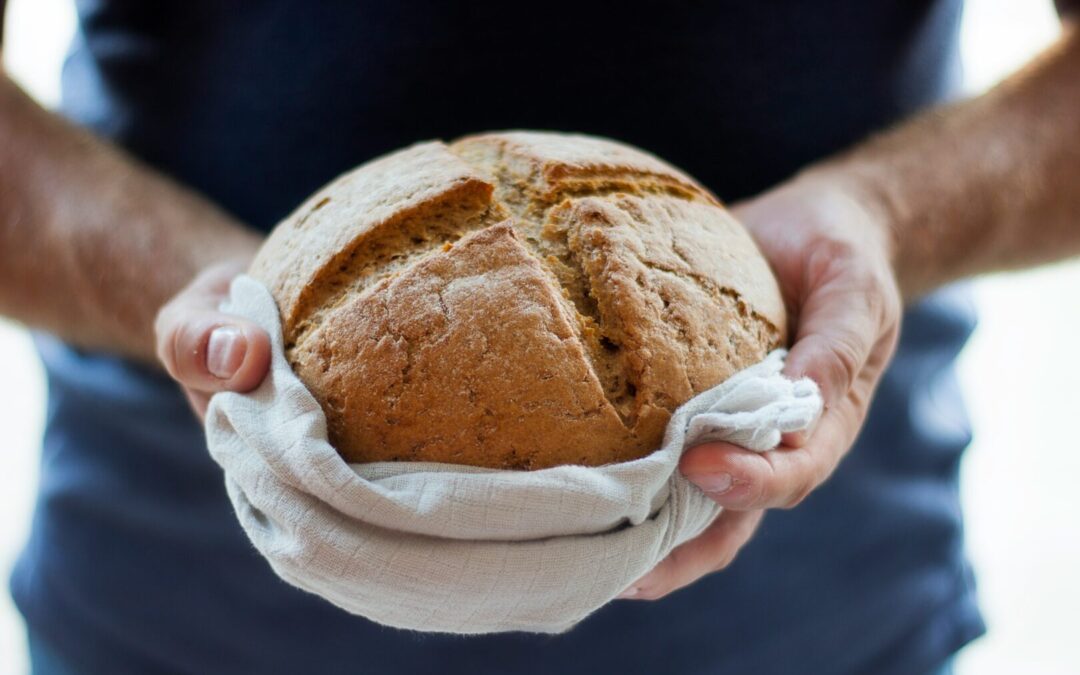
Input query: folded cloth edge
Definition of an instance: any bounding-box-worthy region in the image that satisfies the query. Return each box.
[204,275,823,634]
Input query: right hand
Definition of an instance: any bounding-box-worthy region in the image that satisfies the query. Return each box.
[621,172,902,601]
[155,258,271,420]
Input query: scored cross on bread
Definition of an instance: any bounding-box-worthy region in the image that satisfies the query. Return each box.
[250,131,786,469]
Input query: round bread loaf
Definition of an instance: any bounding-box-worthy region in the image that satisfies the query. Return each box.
[250,131,787,470]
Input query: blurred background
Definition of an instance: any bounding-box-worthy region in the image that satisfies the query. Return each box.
[1,1,1078,673]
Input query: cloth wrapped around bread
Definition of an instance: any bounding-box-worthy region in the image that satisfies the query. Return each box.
[250,131,786,469]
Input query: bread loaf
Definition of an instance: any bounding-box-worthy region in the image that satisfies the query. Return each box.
[250,131,786,470]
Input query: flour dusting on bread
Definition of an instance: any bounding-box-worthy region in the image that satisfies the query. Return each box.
[250,131,785,469]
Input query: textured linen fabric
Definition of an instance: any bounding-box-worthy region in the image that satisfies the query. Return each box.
[205,275,821,633]
[684,350,821,451]
[13,1,989,673]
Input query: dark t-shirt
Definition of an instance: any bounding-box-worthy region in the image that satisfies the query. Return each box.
[12,2,984,673]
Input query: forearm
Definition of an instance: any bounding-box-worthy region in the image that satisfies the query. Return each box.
[0,74,260,362]
[804,21,1080,300]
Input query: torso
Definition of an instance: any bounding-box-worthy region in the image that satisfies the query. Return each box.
[13,2,982,673]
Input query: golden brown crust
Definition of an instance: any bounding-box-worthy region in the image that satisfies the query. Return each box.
[291,223,638,468]
[249,142,499,343]
[251,131,787,470]
[452,131,715,204]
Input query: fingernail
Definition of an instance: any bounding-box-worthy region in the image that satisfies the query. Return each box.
[616,587,639,599]
[693,473,734,495]
[207,326,246,379]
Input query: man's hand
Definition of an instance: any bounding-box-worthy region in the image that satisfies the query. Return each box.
[155,259,272,420]
[620,174,902,600]
[621,20,1080,601]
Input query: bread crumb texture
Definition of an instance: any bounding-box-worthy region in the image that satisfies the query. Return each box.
[250,132,786,469]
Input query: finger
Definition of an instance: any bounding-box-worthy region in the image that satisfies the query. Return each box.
[784,256,897,410]
[681,361,878,510]
[184,389,211,423]
[619,510,764,601]
[780,426,814,449]
[156,306,270,394]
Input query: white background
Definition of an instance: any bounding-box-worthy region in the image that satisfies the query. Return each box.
[1,1,1077,673]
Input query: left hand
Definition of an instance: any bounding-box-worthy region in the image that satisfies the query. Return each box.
[619,172,903,600]
[155,257,271,421]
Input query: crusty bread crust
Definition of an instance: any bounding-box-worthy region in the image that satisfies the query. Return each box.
[250,131,786,469]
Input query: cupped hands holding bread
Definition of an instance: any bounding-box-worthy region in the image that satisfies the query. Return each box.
[154,131,902,598]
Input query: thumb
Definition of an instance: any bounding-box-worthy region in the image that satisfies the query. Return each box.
[155,283,270,395]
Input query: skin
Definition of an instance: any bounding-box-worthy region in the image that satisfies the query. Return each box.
[626,15,1080,600]
[1,2,1078,603]
[0,0,270,407]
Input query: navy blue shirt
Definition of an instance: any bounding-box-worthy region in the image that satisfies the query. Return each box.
[12,2,984,673]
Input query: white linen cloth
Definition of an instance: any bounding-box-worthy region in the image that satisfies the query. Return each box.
[205,275,822,634]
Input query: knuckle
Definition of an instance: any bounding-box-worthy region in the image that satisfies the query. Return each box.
[820,336,862,396]
[781,481,814,509]
[781,462,820,509]
[750,452,790,509]
[813,236,859,263]
[733,468,768,509]
[846,263,879,291]
[805,238,858,286]
[749,474,772,509]
[880,312,902,353]
[866,272,901,329]
[783,450,841,510]
[847,379,873,411]
[880,279,902,320]
[712,548,738,571]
